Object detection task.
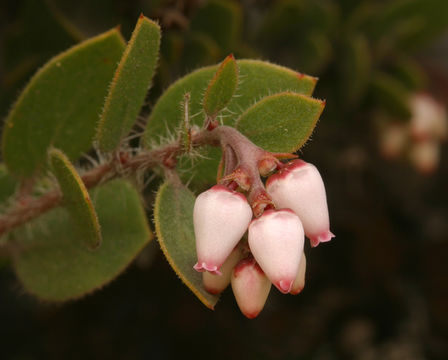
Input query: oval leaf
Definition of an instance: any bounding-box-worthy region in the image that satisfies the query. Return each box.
[144,59,317,145]
[2,29,126,177]
[49,148,101,250]
[97,15,161,152]
[154,181,219,310]
[203,54,238,119]
[236,92,325,152]
[12,179,152,301]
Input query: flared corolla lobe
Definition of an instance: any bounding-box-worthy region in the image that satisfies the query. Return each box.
[231,257,271,319]
[266,160,335,247]
[248,209,304,294]
[203,245,243,294]
[193,185,252,274]
[290,252,306,295]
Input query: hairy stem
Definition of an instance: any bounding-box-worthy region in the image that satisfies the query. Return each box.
[0,126,274,238]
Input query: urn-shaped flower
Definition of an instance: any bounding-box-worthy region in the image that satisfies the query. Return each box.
[193,185,252,274]
[248,209,304,293]
[266,160,334,247]
[231,257,271,319]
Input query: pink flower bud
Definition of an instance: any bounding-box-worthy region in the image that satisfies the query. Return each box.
[231,257,271,319]
[290,252,306,295]
[248,209,304,293]
[193,185,252,274]
[203,245,243,294]
[266,160,335,247]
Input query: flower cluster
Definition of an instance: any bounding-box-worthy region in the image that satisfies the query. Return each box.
[379,93,447,174]
[193,159,334,318]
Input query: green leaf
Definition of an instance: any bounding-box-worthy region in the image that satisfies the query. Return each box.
[0,164,17,204]
[370,72,411,119]
[12,179,152,301]
[190,0,242,51]
[97,15,161,152]
[154,181,219,309]
[144,59,317,145]
[390,57,426,91]
[203,54,238,119]
[236,92,325,152]
[370,0,448,51]
[2,29,125,177]
[144,60,317,189]
[49,148,101,250]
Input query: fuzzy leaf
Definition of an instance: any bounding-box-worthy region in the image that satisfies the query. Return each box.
[12,179,152,301]
[145,60,317,189]
[2,29,125,177]
[97,15,161,152]
[145,59,317,144]
[203,54,238,119]
[49,148,101,250]
[236,92,325,152]
[154,181,219,309]
[0,164,17,204]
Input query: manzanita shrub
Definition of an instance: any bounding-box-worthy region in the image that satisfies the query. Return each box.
[0,15,334,318]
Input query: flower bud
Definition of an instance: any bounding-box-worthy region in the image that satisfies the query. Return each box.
[266,160,335,247]
[379,122,408,160]
[248,209,304,293]
[203,245,243,294]
[231,257,271,319]
[409,139,440,174]
[410,93,447,141]
[290,252,306,295]
[193,185,252,274]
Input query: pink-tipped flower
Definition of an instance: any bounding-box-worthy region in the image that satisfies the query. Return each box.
[203,245,243,294]
[248,209,304,294]
[290,252,306,295]
[231,257,271,319]
[266,160,335,247]
[193,185,252,274]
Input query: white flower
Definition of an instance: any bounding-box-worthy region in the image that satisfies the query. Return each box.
[231,257,271,319]
[248,209,304,293]
[290,252,306,295]
[266,160,334,247]
[193,185,252,274]
[203,246,242,294]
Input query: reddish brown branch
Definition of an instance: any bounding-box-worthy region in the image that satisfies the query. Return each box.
[0,126,271,238]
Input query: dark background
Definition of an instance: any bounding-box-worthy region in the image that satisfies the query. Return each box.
[1,1,447,359]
